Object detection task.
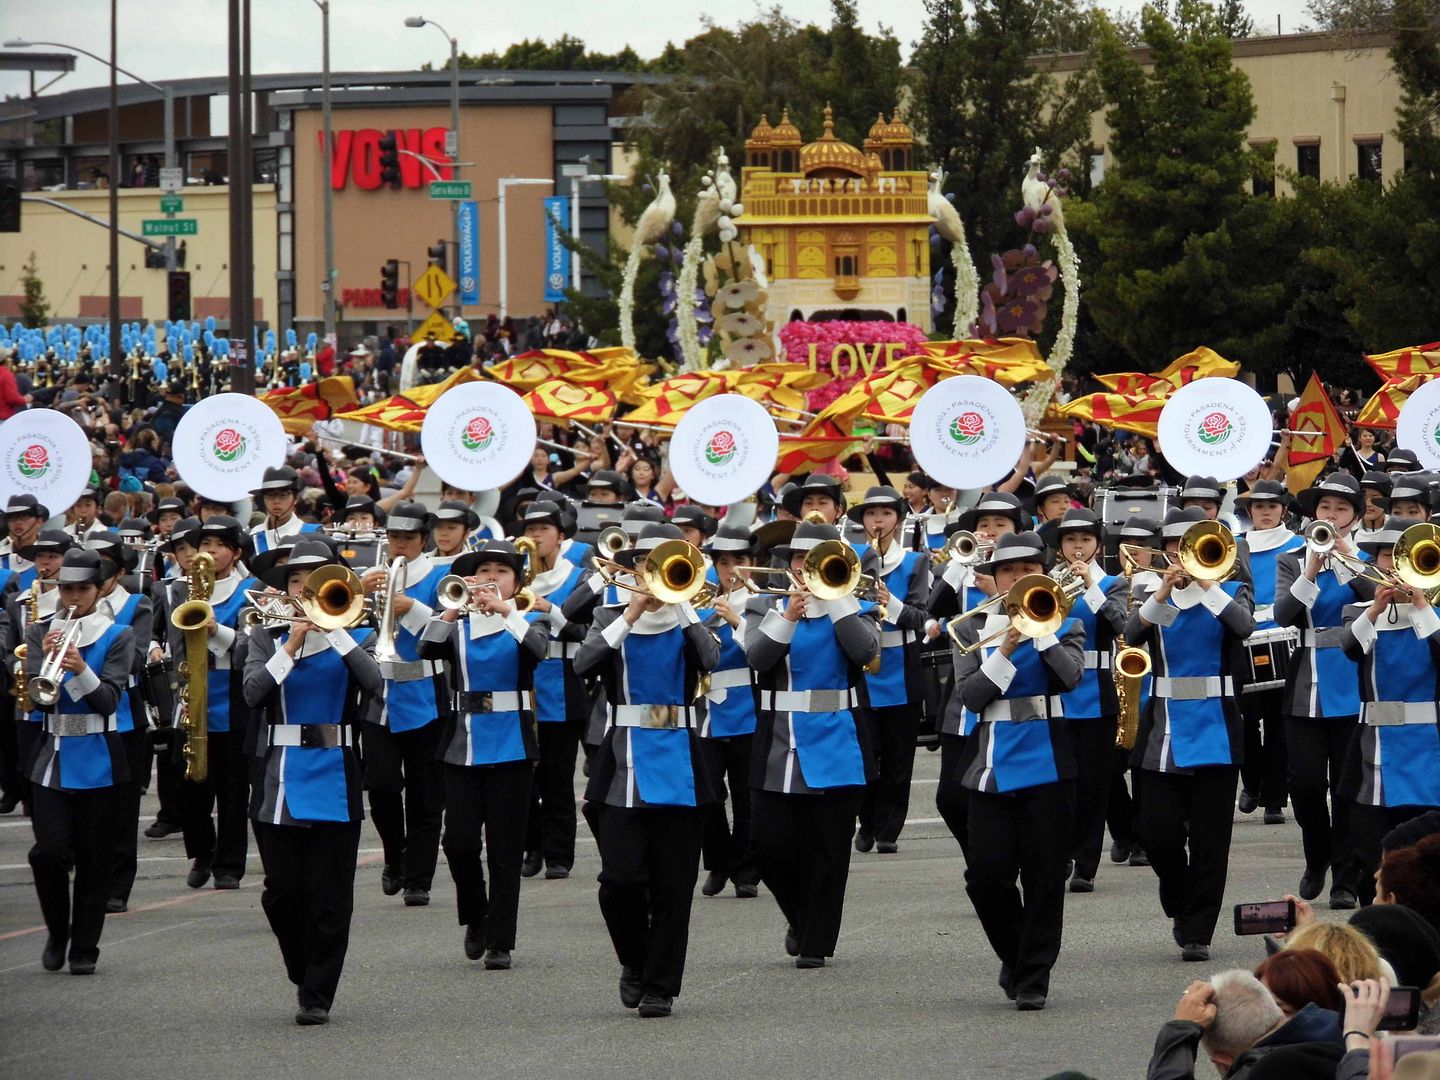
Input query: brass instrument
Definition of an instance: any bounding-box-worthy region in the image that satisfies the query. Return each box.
[172,551,216,782]
[946,574,1080,655]
[11,580,40,711]
[596,525,629,558]
[595,539,714,606]
[1176,520,1238,582]
[243,565,367,630]
[372,557,405,665]
[1328,522,1440,596]
[1113,559,1150,751]
[733,540,875,602]
[512,536,540,612]
[29,605,81,708]
[933,529,992,567]
[1305,519,1337,555]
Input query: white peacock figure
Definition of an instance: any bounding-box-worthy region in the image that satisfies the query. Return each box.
[1017,146,1080,424]
[619,172,676,353]
[927,169,979,338]
[675,150,746,371]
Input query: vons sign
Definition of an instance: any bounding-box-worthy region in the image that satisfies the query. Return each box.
[322,127,454,191]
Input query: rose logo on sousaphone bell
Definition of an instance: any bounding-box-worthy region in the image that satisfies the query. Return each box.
[705,429,738,466]
[1431,421,1440,451]
[949,411,985,447]
[460,415,494,452]
[212,428,247,463]
[17,444,48,479]
[1197,411,1233,446]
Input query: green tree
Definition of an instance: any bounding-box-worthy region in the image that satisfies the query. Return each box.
[19,252,48,328]
[455,34,650,73]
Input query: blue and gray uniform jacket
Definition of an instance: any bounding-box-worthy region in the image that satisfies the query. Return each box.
[561,567,630,748]
[373,553,448,733]
[855,541,931,709]
[1057,565,1129,721]
[163,571,257,739]
[525,557,590,725]
[1275,546,1375,719]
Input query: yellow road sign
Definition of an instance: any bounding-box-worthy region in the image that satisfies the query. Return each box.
[413,265,457,309]
[414,310,457,343]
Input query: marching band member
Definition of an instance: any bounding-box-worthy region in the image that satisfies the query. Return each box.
[782,474,847,526]
[849,486,930,855]
[1382,447,1421,474]
[141,516,198,840]
[1126,507,1255,962]
[437,481,504,545]
[1355,471,1392,543]
[241,540,382,1025]
[176,516,259,891]
[1386,473,1431,522]
[906,476,962,551]
[575,523,719,1018]
[1032,474,1076,528]
[359,500,448,905]
[1044,509,1127,893]
[0,497,47,814]
[147,496,188,580]
[249,466,321,555]
[744,518,881,968]
[0,494,47,583]
[1177,475,1252,580]
[1338,516,1440,905]
[64,487,106,543]
[1275,471,1374,910]
[419,541,548,968]
[24,548,134,975]
[698,524,761,899]
[431,500,480,565]
[1232,480,1302,825]
[517,503,587,880]
[948,532,1084,1010]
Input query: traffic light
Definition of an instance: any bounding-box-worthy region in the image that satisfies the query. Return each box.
[426,240,447,275]
[0,180,20,233]
[380,259,400,308]
[167,270,192,321]
[378,132,401,189]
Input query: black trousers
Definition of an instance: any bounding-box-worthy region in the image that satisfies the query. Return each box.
[525,718,580,870]
[1286,714,1360,891]
[1352,802,1433,907]
[1108,749,1141,850]
[858,705,919,844]
[179,729,250,878]
[752,786,864,959]
[585,802,703,999]
[965,780,1074,998]
[152,737,184,827]
[1068,717,1118,880]
[699,734,758,884]
[30,784,115,963]
[1139,766,1238,946]
[15,720,40,813]
[1240,687,1288,811]
[253,819,361,1012]
[363,720,445,890]
[0,695,21,802]
[442,761,532,949]
[108,729,149,903]
[935,732,971,861]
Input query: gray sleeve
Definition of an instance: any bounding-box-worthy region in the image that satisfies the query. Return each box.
[1340,604,1365,663]
[574,607,622,678]
[833,604,882,667]
[1273,552,1305,628]
[339,630,384,694]
[241,627,281,708]
[891,556,931,632]
[1042,619,1086,691]
[744,597,793,674]
[1123,585,1159,645]
[1216,581,1256,638]
[417,615,457,662]
[953,622,1003,714]
[1096,575,1130,636]
[682,619,720,673]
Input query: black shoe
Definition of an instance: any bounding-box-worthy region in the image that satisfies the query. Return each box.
[1181,943,1210,962]
[186,859,212,889]
[1264,810,1287,825]
[295,1005,330,1026]
[381,865,402,896]
[464,925,484,961]
[795,955,826,969]
[144,819,182,839]
[483,949,512,970]
[1068,873,1095,894]
[69,958,97,976]
[734,882,758,899]
[1109,838,1132,864]
[1299,866,1325,901]
[213,874,240,890]
[1329,887,1358,910]
[619,967,644,1009]
[1237,789,1259,814]
[854,830,874,853]
[0,794,20,815]
[784,925,799,958]
[106,897,128,913]
[702,871,727,897]
[544,864,570,880]
[403,887,430,907]
[1016,991,1047,1011]
[637,993,673,1018]
[875,841,899,854]
[999,963,1017,1000]
[1128,847,1149,867]
[521,852,543,878]
[41,937,65,972]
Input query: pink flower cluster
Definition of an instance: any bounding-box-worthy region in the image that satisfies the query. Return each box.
[778,320,929,411]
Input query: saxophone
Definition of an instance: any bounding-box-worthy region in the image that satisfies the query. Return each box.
[12,581,40,713]
[1113,559,1151,751]
[172,552,216,782]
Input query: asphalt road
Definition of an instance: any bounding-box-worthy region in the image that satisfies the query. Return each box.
[0,748,1328,1080]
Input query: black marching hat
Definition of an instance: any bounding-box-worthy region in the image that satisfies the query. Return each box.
[452,539,527,579]
[259,538,345,591]
[1359,470,1394,500]
[974,531,1051,577]
[1116,514,1161,548]
[118,517,153,540]
[198,515,245,550]
[251,465,301,497]
[342,495,383,525]
[615,522,686,568]
[386,501,434,534]
[1178,475,1225,503]
[1384,448,1421,473]
[773,519,841,560]
[1235,479,1288,507]
[781,474,846,517]
[19,529,75,560]
[3,493,48,520]
[56,547,113,585]
[1033,473,1076,505]
[1388,472,1434,509]
[1045,508,1104,545]
[1357,515,1412,554]
[433,499,481,532]
[1296,471,1365,519]
[671,504,719,539]
[955,492,1027,536]
[519,502,573,539]
[845,485,906,524]
[587,469,624,495]
[149,496,188,523]
[162,516,202,552]
[705,523,754,557]
[1159,506,1209,540]
[85,531,137,574]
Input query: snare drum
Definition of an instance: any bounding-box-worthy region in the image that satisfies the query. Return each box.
[1240,626,1298,692]
[917,643,952,749]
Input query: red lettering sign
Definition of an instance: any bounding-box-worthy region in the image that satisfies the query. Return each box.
[320,127,455,190]
[342,287,412,309]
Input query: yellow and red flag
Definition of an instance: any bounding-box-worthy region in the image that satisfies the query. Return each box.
[1093,346,1240,394]
[261,376,359,435]
[1058,389,1169,437]
[340,368,485,433]
[525,380,617,424]
[623,371,744,425]
[1364,343,1440,382]
[775,433,862,474]
[1285,372,1348,494]
[1355,373,1437,430]
[484,350,605,391]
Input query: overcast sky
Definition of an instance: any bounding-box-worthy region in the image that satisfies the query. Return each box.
[2,0,1315,102]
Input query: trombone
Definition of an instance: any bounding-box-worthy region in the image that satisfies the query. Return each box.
[734,540,876,601]
[1176,520,1238,582]
[243,565,368,630]
[594,539,714,606]
[946,574,1080,655]
[1326,522,1440,597]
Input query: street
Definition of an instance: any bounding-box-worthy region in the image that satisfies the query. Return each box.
[1,748,1316,1080]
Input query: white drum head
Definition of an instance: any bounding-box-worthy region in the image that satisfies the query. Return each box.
[0,410,92,513]
[421,381,536,491]
[668,394,779,507]
[909,376,1026,489]
[172,393,288,501]
[1396,378,1440,468]
[1157,378,1273,480]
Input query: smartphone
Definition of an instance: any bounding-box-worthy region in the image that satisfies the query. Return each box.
[1377,986,1423,1031]
[1390,1035,1440,1060]
[1233,899,1297,936]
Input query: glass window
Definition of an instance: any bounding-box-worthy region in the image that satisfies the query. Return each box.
[1088,150,1105,188]
[1296,144,1320,179]
[1357,141,1382,182]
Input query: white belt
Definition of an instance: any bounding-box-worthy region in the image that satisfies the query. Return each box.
[1082,650,1111,671]
[879,629,908,648]
[380,658,438,682]
[1302,628,1346,649]
[456,690,528,713]
[708,669,751,690]
[981,695,1058,723]
[760,688,859,713]
[1153,676,1232,700]
[267,724,353,748]
[1247,626,1299,647]
[46,713,114,737]
[1363,701,1438,727]
[612,704,697,729]
[545,641,577,661]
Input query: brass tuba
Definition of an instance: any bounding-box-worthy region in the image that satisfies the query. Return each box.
[172,552,216,782]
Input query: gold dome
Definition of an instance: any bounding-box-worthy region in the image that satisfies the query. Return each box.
[866,113,889,144]
[770,108,802,147]
[884,111,914,144]
[801,104,867,176]
[746,114,775,148]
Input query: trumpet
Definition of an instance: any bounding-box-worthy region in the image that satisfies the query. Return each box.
[243,565,368,630]
[29,605,81,708]
[596,525,629,558]
[1305,519,1337,555]
[947,573,1081,655]
[437,576,537,614]
[595,539,713,606]
[1176,520,1238,582]
[933,530,992,567]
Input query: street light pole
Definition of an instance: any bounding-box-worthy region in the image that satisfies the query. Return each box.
[497,177,553,319]
[406,16,462,316]
[560,164,626,292]
[108,0,119,371]
[313,0,335,346]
